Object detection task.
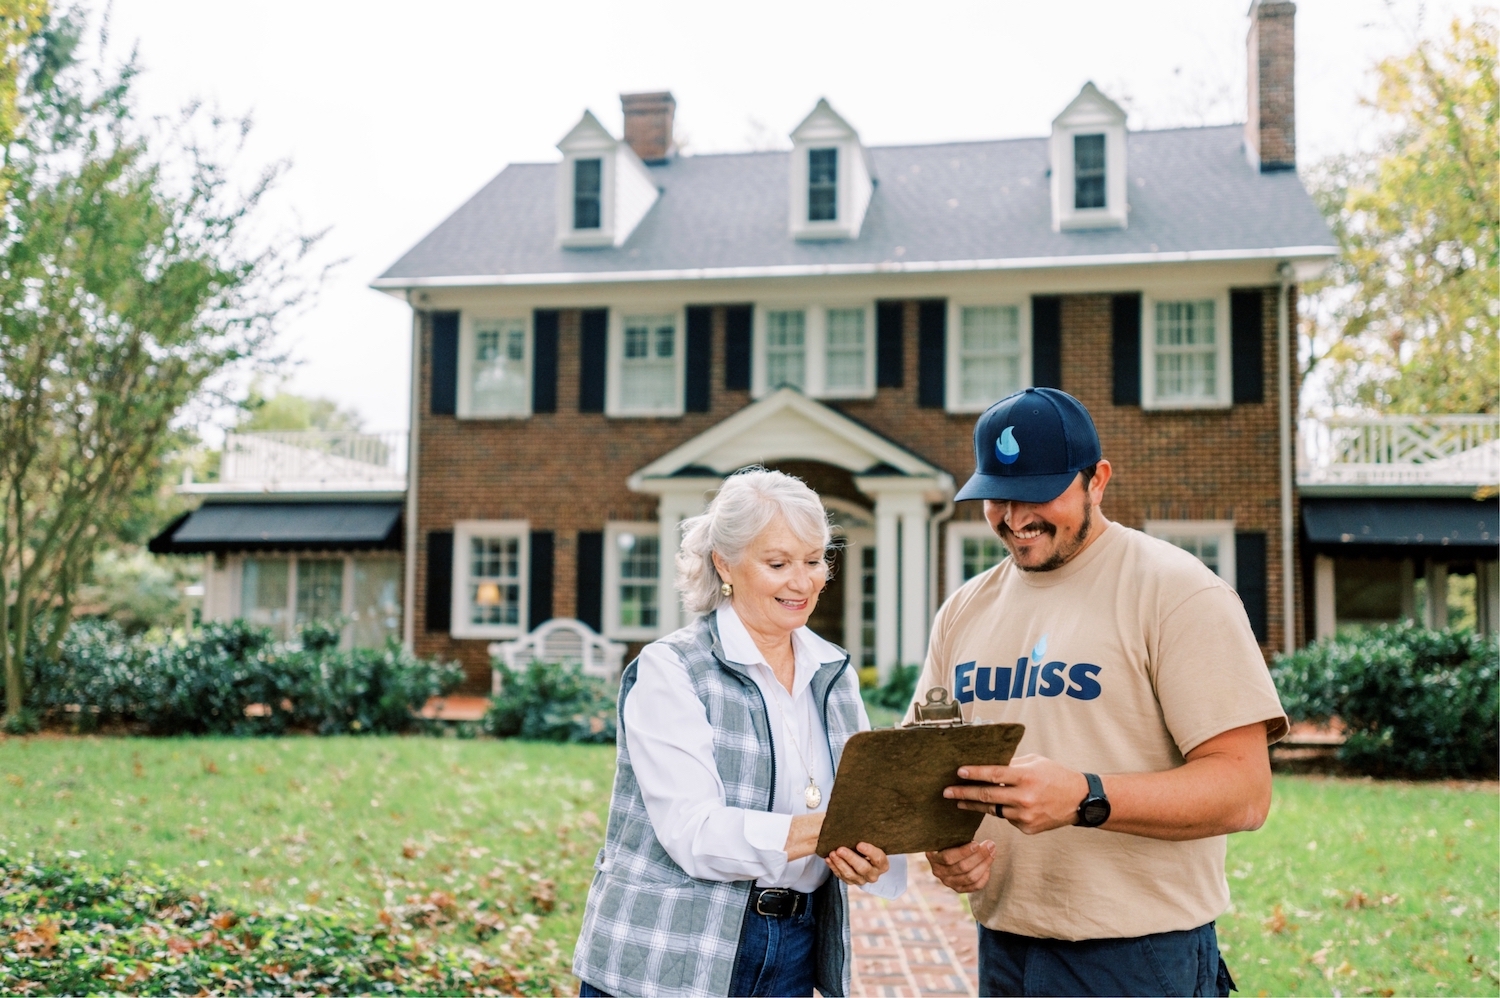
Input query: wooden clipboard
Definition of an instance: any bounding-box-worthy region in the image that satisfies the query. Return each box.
[815,721,1025,858]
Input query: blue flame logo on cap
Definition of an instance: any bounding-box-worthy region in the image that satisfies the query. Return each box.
[996,426,1020,465]
[1031,633,1048,664]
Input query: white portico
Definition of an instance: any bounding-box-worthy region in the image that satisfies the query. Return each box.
[628,388,954,678]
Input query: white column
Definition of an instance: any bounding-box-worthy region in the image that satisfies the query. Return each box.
[899,504,930,666]
[1314,554,1336,640]
[1425,560,1449,630]
[873,500,900,681]
[857,474,952,682]
[1477,561,1499,637]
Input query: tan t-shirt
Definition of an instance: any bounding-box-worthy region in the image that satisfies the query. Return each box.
[911,521,1287,941]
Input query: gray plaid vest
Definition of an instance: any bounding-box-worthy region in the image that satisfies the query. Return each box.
[572,613,863,997]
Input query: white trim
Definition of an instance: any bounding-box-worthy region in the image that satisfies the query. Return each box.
[450,520,530,639]
[1050,84,1129,232]
[1140,288,1234,410]
[944,521,1007,598]
[607,307,686,417]
[369,245,1340,291]
[603,521,663,641]
[1144,520,1237,586]
[403,306,420,650]
[457,311,533,419]
[945,298,1033,413]
[751,302,875,400]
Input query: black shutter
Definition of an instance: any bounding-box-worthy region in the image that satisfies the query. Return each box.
[1032,295,1063,389]
[532,309,559,413]
[917,300,946,408]
[685,306,712,412]
[425,531,453,633]
[430,312,459,416]
[1235,532,1269,643]
[575,531,604,632]
[528,531,554,629]
[1110,293,1142,406]
[1231,289,1264,404]
[578,309,608,413]
[724,305,752,391]
[876,301,904,388]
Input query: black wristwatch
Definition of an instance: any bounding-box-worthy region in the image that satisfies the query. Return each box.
[1077,772,1111,828]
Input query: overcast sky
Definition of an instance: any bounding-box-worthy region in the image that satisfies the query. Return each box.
[98,0,1471,432]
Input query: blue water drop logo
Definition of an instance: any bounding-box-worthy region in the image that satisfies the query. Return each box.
[996,425,1020,465]
[1031,634,1048,664]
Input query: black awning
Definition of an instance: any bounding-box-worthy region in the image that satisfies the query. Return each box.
[1302,497,1499,557]
[149,501,403,554]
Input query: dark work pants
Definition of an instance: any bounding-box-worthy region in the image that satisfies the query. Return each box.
[977,921,1236,997]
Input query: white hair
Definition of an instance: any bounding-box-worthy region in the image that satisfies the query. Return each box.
[675,468,832,616]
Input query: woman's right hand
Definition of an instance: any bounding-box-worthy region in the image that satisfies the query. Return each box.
[783,812,825,861]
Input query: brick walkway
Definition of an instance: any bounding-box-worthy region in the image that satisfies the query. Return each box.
[850,857,980,997]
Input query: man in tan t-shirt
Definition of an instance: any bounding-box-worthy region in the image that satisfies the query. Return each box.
[914,387,1287,997]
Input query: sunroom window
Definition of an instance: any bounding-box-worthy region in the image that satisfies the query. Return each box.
[808,148,838,222]
[958,306,1023,408]
[471,318,528,416]
[1153,300,1218,402]
[620,314,677,411]
[295,559,344,627]
[242,558,291,639]
[765,310,807,391]
[824,308,867,391]
[574,158,602,230]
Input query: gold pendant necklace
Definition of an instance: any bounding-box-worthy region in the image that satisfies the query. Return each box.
[779,700,822,811]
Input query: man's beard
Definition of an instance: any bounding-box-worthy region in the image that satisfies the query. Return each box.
[998,497,1094,573]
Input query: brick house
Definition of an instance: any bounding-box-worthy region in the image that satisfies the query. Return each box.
[369,0,1345,691]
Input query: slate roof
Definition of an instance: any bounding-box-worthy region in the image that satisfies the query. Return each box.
[375,125,1334,287]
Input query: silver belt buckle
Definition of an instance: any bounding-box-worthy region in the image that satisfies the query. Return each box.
[755,888,791,916]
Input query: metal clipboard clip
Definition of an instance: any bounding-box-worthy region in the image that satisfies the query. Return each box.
[903,686,968,728]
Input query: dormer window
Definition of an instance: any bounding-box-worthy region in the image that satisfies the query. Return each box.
[808,148,838,222]
[1073,134,1106,209]
[1050,83,1127,231]
[573,158,602,229]
[788,99,873,241]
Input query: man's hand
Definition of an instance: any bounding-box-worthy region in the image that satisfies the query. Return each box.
[925,839,996,893]
[944,754,1088,835]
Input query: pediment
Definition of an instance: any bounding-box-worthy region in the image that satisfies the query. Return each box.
[1053,82,1127,129]
[790,98,859,143]
[557,110,617,153]
[628,389,943,488]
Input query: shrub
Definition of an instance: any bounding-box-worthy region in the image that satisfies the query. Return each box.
[866,663,921,713]
[0,855,566,996]
[1272,623,1499,778]
[486,660,617,744]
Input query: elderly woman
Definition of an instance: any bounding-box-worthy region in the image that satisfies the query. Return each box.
[573,468,907,998]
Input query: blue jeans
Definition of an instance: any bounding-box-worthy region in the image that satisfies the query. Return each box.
[577,895,817,998]
[978,921,1235,997]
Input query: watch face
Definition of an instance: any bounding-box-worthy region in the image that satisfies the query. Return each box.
[1082,799,1110,826]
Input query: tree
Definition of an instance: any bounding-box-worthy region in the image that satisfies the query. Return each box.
[237,382,365,433]
[1304,12,1498,414]
[0,12,310,721]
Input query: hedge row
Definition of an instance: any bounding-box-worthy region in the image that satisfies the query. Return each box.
[3,620,462,736]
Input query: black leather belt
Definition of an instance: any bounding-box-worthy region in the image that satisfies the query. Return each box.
[750,887,810,918]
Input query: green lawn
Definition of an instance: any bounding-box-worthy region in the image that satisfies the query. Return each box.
[1,736,1495,996]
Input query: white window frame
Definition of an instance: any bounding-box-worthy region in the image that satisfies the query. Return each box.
[945,521,1008,598]
[603,521,663,641]
[606,308,685,417]
[1144,520,1236,586]
[945,298,1033,413]
[751,302,876,400]
[457,312,532,419]
[450,520,530,639]
[1141,288,1233,411]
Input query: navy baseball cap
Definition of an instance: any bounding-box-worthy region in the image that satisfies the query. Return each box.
[954,388,1103,504]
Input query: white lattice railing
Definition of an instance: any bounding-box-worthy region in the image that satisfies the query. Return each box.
[1299,415,1500,487]
[218,430,408,491]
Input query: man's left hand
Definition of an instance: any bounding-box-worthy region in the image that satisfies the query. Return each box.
[944,754,1089,835]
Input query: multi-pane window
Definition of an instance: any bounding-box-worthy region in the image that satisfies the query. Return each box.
[1074,133,1106,209]
[242,558,291,639]
[574,158,602,229]
[808,148,838,221]
[1145,521,1236,585]
[295,559,345,627]
[860,548,876,670]
[824,308,867,391]
[1164,534,1221,576]
[616,533,659,630]
[765,310,807,391]
[352,559,402,648]
[469,536,521,627]
[471,318,528,415]
[962,536,1007,582]
[958,306,1023,408]
[1153,300,1218,402]
[619,314,677,412]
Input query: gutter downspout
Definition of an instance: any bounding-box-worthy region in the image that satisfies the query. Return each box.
[1277,262,1295,656]
[927,496,955,634]
[402,297,421,651]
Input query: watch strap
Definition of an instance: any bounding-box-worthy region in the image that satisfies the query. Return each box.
[1084,772,1105,800]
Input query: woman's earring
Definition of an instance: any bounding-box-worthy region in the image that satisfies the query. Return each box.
[720,581,733,597]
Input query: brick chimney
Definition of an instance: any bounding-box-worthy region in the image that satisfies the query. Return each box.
[621,91,675,164]
[1246,0,1296,172]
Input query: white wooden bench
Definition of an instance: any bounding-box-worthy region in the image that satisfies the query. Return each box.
[488,618,628,695]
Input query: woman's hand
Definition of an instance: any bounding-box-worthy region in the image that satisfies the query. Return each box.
[783,813,825,861]
[826,843,890,887]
